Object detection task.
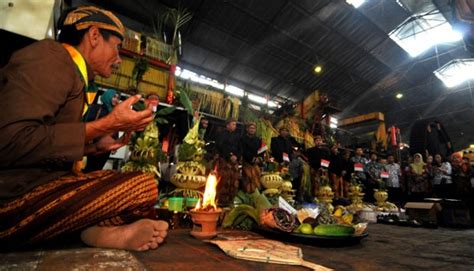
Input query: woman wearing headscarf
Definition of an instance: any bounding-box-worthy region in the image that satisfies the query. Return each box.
[409,153,430,201]
[84,89,120,172]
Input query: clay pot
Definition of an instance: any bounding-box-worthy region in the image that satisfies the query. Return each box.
[190,209,222,239]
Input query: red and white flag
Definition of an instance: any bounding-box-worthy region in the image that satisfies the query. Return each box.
[282,152,290,162]
[321,159,330,168]
[354,163,364,172]
[258,142,268,154]
[380,171,389,178]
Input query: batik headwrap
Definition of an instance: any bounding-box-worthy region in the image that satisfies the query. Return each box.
[62,6,125,40]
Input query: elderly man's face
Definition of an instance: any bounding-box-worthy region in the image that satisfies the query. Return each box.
[90,30,122,78]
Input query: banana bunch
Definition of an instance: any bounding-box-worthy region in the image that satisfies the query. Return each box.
[333,205,354,225]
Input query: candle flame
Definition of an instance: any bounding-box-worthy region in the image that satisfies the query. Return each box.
[194,172,218,210]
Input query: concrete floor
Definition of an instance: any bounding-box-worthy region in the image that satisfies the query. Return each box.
[1,224,473,271]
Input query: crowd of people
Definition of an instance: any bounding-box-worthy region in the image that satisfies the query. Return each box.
[202,119,473,208]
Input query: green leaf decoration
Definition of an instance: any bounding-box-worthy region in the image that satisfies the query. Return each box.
[133,101,146,111]
[156,118,169,124]
[156,106,176,116]
[179,88,194,115]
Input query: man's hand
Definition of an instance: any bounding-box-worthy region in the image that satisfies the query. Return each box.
[96,132,132,153]
[85,95,153,142]
[107,95,154,132]
[85,132,132,155]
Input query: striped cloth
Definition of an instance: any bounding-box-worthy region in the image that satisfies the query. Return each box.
[0,170,157,250]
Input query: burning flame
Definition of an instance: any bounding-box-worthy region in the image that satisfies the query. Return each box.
[194,172,218,210]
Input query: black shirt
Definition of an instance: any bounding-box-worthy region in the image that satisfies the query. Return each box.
[271,136,297,163]
[216,130,242,161]
[241,134,262,164]
[305,146,330,171]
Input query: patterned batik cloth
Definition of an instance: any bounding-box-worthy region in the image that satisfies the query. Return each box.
[0,170,157,250]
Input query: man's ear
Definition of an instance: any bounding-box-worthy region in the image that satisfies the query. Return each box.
[87,26,101,48]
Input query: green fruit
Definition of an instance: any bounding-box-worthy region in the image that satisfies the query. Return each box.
[299,223,313,235]
[313,224,355,237]
[293,224,302,233]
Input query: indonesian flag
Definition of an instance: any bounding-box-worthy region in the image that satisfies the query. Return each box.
[258,142,268,154]
[282,152,290,162]
[354,163,364,172]
[381,171,389,178]
[321,159,330,168]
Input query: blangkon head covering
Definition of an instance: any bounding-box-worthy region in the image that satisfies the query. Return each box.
[61,6,125,40]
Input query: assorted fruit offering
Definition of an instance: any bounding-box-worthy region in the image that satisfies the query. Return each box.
[222,190,368,238]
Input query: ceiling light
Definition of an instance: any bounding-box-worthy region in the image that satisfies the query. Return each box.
[268,101,278,108]
[248,93,267,104]
[434,59,474,88]
[225,85,244,97]
[389,11,463,57]
[396,93,403,99]
[346,0,366,8]
[314,65,323,74]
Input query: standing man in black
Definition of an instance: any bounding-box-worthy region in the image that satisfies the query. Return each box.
[216,118,241,206]
[241,122,263,193]
[271,127,297,164]
[305,135,330,196]
[305,135,330,171]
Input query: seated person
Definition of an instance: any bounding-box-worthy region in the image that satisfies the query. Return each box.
[0,6,168,251]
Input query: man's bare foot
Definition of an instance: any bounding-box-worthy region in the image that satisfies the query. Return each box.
[80,219,169,251]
